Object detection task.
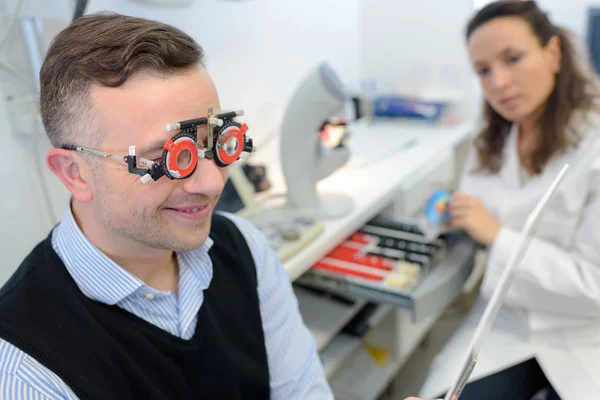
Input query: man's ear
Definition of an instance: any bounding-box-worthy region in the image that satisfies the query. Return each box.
[46,148,94,202]
[546,35,562,74]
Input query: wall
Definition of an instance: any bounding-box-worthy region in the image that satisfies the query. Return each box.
[358,0,476,106]
[0,0,360,283]
[538,0,592,38]
[0,2,72,284]
[0,90,69,285]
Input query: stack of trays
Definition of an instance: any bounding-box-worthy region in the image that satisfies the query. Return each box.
[310,217,446,295]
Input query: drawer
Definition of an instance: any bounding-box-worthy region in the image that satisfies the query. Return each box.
[384,148,456,218]
[297,217,479,323]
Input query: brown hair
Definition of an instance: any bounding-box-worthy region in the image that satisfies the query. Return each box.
[466,0,600,174]
[39,12,205,148]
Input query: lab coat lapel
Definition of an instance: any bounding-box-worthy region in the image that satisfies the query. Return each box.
[499,124,521,191]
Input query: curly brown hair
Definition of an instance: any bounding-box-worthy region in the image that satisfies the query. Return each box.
[466,0,600,175]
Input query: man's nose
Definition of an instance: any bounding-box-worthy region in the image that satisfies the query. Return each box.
[180,156,225,197]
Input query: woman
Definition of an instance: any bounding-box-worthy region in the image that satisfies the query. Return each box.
[419,1,600,399]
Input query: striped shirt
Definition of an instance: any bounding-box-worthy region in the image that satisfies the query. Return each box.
[0,205,333,399]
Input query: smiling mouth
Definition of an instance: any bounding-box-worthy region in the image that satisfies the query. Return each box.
[167,206,207,213]
[163,203,212,221]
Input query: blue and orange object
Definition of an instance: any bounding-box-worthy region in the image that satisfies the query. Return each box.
[424,190,452,226]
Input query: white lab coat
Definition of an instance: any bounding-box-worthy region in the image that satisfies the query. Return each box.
[419,112,600,400]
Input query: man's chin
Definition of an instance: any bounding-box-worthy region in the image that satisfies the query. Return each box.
[149,214,213,251]
[162,236,209,252]
[168,226,212,252]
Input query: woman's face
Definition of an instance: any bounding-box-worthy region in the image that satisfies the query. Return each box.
[468,16,561,123]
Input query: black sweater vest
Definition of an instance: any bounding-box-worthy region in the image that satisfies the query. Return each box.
[0,213,270,399]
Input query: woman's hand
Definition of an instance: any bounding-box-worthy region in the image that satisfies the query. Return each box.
[449,191,501,246]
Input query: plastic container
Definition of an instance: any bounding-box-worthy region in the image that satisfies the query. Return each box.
[418,190,452,241]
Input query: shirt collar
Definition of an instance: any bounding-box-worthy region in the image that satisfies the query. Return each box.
[51,202,214,305]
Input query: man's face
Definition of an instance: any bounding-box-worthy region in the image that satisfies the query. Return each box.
[87,66,228,252]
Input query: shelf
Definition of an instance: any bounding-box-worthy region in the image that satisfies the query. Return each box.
[330,346,401,400]
[319,305,394,379]
[397,308,440,365]
[320,333,362,379]
[327,302,448,400]
[293,285,366,351]
[368,305,393,329]
[328,307,401,400]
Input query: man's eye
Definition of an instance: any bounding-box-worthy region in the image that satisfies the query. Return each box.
[142,155,162,164]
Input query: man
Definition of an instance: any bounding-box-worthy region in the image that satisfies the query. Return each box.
[0,12,332,399]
